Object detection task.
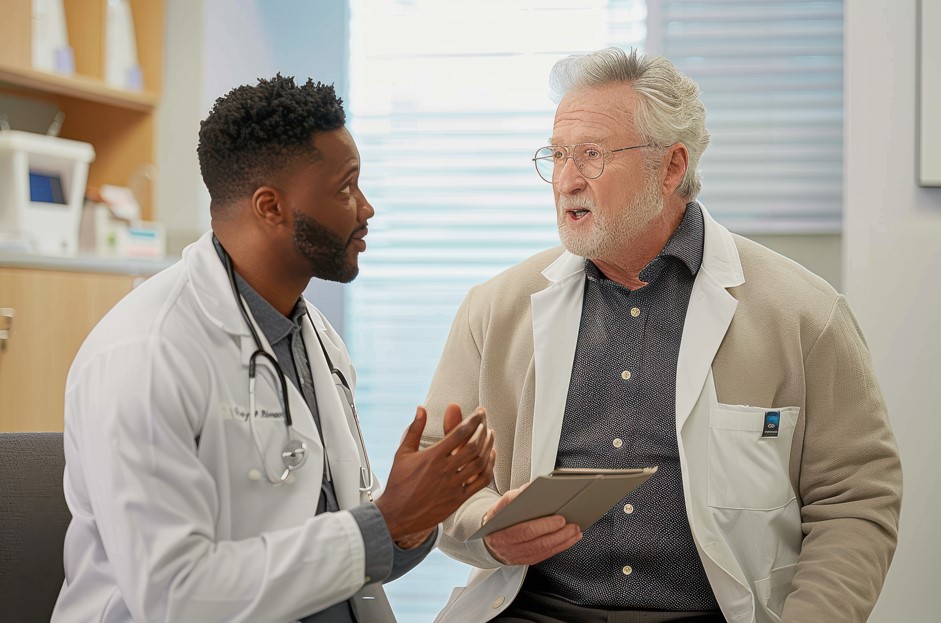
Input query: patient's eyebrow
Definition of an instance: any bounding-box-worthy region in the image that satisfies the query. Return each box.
[547,135,608,146]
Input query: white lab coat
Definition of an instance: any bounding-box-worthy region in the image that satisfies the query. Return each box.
[52,232,397,623]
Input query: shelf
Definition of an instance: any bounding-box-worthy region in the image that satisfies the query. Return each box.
[0,63,158,113]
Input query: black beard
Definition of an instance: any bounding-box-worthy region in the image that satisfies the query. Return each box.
[292,209,359,283]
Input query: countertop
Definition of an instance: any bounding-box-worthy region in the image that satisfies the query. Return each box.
[0,251,176,276]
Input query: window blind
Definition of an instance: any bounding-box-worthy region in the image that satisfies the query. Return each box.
[651,0,844,233]
[348,2,644,618]
[346,1,842,620]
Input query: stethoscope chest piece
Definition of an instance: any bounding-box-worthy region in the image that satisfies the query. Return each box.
[279,436,308,481]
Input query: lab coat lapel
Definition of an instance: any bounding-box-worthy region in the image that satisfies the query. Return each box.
[530,251,586,478]
[182,234,328,483]
[184,232,259,339]
[184,233,359,502]
[674,206,744,431]
[674,273,737,430]
[302,310,364,510]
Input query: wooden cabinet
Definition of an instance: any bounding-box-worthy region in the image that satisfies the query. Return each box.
[0,0,166,431]
[0,266,137,431]
[0,0,164,218]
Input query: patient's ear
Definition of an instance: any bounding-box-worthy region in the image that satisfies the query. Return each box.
[661,143,689,197]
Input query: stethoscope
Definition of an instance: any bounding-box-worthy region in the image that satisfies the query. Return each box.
[218,239,374,497]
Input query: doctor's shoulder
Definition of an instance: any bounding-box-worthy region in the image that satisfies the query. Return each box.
[68,261,197,379]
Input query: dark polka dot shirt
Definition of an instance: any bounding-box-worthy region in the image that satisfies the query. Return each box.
[524,202,721,612]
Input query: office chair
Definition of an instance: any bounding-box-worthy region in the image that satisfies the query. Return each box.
[0,432,71,623]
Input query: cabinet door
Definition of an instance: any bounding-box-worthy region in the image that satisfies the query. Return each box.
[0,268,135,431]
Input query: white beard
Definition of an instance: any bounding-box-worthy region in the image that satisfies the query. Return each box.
[556,174,664,259]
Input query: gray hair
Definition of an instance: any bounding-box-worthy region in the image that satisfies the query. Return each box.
[549,47,709,200]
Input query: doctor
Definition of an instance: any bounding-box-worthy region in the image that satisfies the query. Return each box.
[421,48,902,623]
[52,75,495,623]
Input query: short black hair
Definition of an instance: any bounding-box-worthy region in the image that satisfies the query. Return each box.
[197,74,346,209]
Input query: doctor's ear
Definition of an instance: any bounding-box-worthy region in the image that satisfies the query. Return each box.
[250,186,287,226]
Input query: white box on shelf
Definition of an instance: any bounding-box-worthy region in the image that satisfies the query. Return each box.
[0,130,95,256]
[79,203,166,260]
[32,0,74,75]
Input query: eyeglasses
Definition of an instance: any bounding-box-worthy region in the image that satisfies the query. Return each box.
[532,142,649,183]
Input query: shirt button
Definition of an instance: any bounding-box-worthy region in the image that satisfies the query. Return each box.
[622,565,633,575]
[492,596,505,608]
[630,307,641,317]
[621,370,632,380]
[623,504,634,514]
[613,438,623,448]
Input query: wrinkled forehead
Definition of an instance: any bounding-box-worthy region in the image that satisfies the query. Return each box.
[551,83,641,144]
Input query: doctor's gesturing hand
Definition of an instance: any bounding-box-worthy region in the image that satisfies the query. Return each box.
[375,403,496,549]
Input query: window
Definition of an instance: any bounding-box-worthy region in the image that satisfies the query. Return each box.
[347,1,841,619]
[653,0,844,232]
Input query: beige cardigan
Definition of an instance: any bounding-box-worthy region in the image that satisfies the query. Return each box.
[422,213,902,623]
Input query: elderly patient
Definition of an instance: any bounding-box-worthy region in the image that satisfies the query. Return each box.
[421,47,902,623]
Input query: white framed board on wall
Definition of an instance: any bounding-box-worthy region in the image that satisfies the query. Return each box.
[918,0,941,186]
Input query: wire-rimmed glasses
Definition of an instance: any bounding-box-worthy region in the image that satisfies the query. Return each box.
[532,142,649,183]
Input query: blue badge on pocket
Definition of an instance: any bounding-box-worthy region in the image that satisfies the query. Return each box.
[762,411,780,438]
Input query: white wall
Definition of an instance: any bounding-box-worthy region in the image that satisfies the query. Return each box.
[156,0,350,330]
[845,1,941,620]
[157,0,274,251]
[155,0,208,251]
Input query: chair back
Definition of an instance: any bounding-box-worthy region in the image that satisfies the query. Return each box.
[0,432,71,623]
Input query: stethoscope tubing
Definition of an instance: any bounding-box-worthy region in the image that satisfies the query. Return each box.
[311,333,375,497]
[217,237,374,494]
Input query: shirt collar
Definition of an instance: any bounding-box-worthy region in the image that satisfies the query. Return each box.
[654,200,705,276]
[585,201,705,285]
[211,235,306,348]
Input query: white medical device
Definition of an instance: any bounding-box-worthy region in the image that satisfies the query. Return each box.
[0,130,95,255]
